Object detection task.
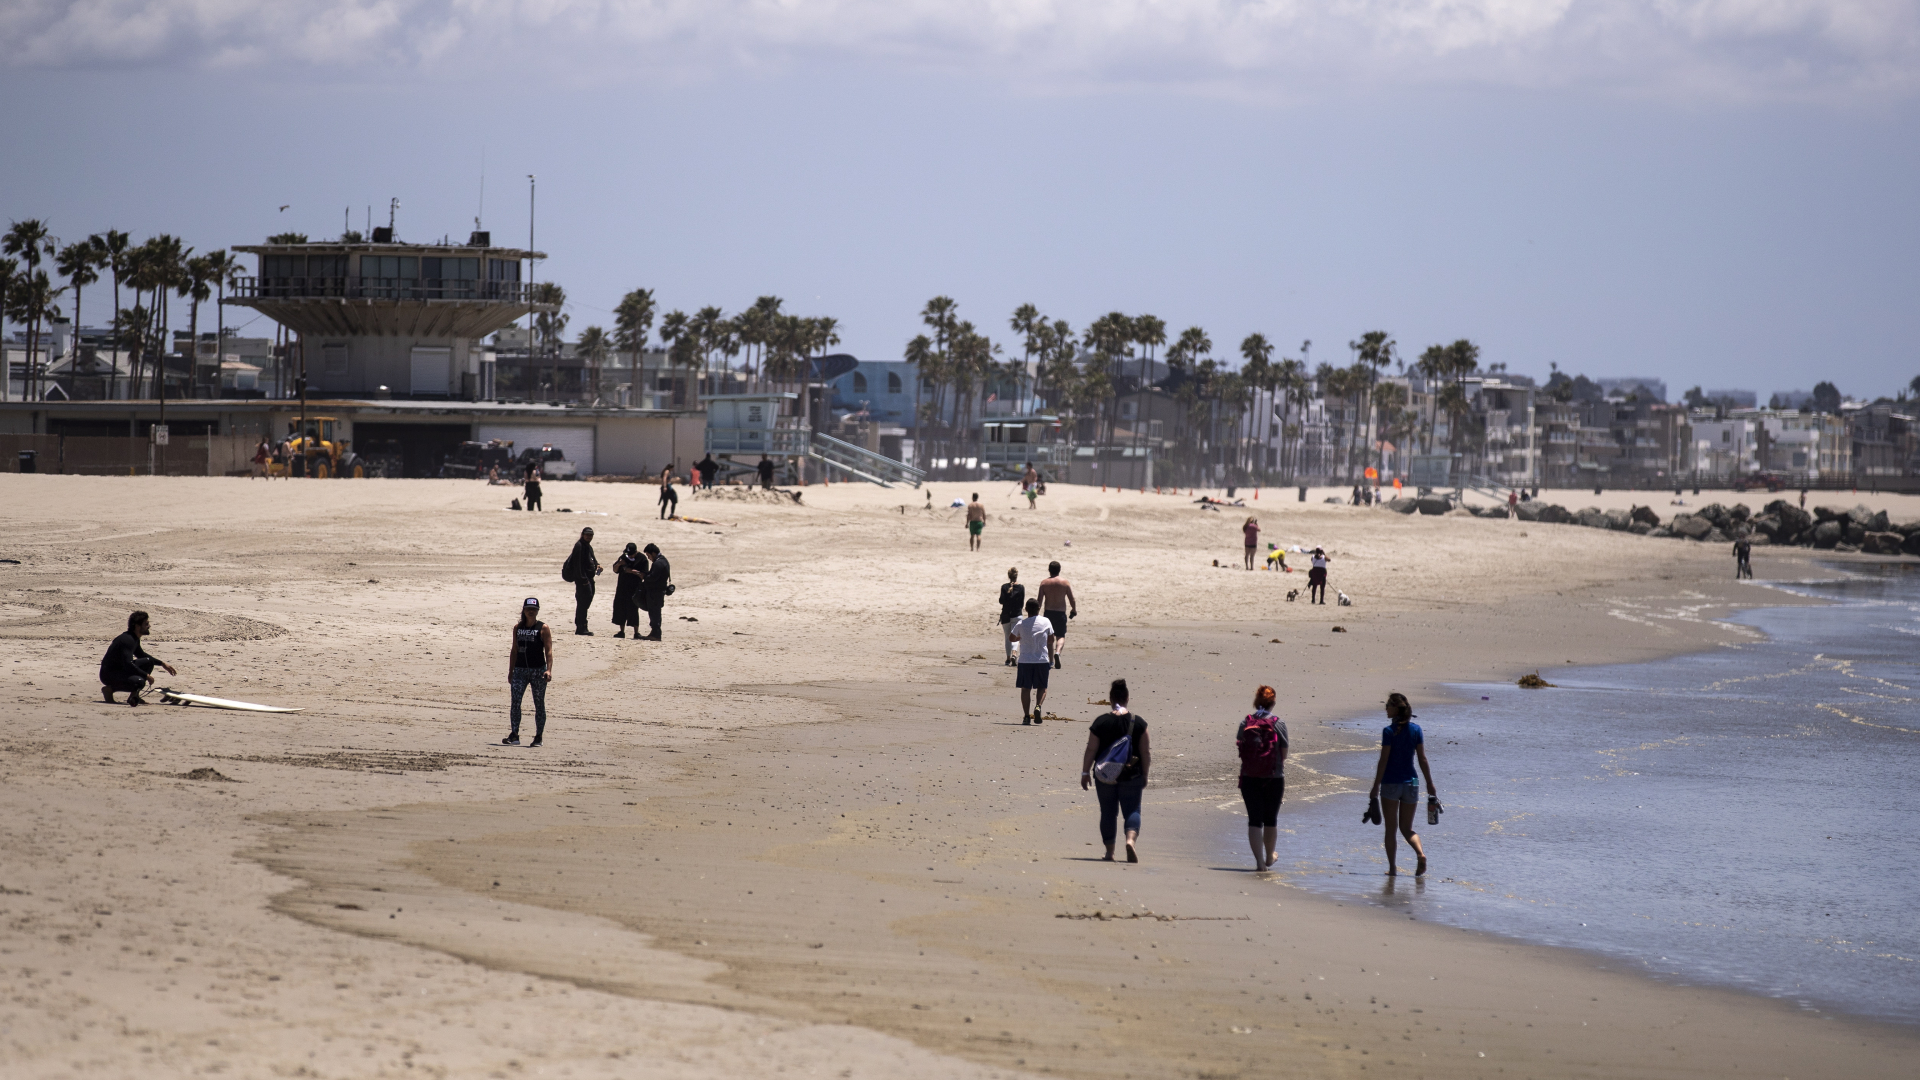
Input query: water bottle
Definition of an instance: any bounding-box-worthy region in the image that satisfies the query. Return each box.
[1427,796,1443,826]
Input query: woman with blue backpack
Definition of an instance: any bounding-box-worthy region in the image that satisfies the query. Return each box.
[1236,685,1288,870]
[1081,679,1150,863]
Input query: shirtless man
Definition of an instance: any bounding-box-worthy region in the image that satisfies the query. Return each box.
[965,493,987,551]
[1035,560,1077,670]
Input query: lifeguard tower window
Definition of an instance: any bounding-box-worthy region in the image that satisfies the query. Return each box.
[887,372,902,393]
[853,373,868,393]
[488,259,521,282]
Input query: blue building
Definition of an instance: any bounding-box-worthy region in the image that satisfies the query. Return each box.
[828,359,919,428]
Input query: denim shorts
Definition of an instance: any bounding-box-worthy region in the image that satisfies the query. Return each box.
[1379,781,1421,805]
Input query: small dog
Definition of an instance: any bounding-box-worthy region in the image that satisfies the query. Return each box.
[1286,589,1300,602]
[1337,590,1353,606]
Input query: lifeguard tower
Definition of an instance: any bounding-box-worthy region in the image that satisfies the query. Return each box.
[979,414,1069,480]
[705,392,923,487]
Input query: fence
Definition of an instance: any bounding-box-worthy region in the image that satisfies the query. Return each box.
[2,434,259,476]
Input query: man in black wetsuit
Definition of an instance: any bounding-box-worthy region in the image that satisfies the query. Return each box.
[638,542,670,641]
[100,610,176,706]
[696,454,719,489]
[564,527,601,635]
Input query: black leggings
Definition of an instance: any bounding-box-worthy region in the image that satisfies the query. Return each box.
[1239,776,1285,827]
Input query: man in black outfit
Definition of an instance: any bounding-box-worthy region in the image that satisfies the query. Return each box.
[757,456,775,489]
[638,542,670,640]
[100,610,176,706]
[696,454,719,489]
[565,527,601,635]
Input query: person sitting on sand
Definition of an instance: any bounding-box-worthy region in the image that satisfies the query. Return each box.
[1368,692,1436,877]
[1036,561,1077,670]
[100,610,176,707]
[1010,597,1057,724]
[1242,516,1260,570]
[1082,678,1150,863]
[1236,684,1288,870]
[504,598,553,747]
[1307,547,1330,604]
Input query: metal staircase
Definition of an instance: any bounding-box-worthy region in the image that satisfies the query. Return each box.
[807,432,925,488]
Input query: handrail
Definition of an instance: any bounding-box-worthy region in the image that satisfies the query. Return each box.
[228,276,538,304]
[809,431,924,488]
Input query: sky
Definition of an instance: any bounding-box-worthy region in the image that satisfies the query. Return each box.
[4,0,1918,402]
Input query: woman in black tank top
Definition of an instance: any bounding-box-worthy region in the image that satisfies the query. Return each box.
[505,598,553,746]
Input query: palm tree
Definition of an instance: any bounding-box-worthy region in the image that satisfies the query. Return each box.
[204,249,242,379]
[1350,330,1396,485]
[530,282,567,398]
[0,257,15,400]
[691,305,728,403]
[657,310,690,405]
[4,220,55,399]
[613,287,656,381]
[8,271,64,401]
[181,255,216,395]
[55,239,102,381]
[1010,303,1041,413]
[575,326,611,402]
[93,231,131,399]
[1239,334,1274,481]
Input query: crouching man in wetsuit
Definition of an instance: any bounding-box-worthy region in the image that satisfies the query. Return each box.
[100,610,176,706]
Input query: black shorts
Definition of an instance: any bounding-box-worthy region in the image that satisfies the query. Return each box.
[1239,775,1285,827]
[1045,610,1067,638]
[1015,662,1051,690]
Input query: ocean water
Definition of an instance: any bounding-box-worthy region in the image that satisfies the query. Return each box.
[1269,564,1920,1025]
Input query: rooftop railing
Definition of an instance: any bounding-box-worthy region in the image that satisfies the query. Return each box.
[229,277,535,303]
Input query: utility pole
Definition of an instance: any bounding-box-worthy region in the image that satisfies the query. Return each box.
[527,174,536,400]
[297,333,308,479]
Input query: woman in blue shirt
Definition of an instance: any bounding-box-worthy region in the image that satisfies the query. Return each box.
[1368,692,1437,876]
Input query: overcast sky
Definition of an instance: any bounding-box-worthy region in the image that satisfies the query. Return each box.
[4,0,1917,400]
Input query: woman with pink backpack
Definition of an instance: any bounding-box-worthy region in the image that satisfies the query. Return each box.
[1236,685,1289,870]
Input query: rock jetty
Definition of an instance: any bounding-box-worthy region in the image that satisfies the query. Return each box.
[1384,496,1920,556]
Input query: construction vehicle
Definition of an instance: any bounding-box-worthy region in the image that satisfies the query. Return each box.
[286,416,366,478]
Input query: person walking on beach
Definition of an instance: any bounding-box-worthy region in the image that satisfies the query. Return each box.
[504,598,553,746]
[658,465,679,520]
[251,438,271,479]
[638,542,670,640]
[563,527,601,635]
[1368,691,1436,877]
[1307,547,1330,604]
[1734,535,1753,579]
[758,455,776,489]
[966,493,987,550]
[696,454,719,489]
[1010,598,1057,724]
[1081,679,1150,863]
[997,567,1026,666]
[99,610,177,706]
[611,542,645,638]
[1022,463,1040,509]
[1242,516,1260,570]
[524,462,544,512]
[1236,685,1288,870]
[1036,561,1077,670]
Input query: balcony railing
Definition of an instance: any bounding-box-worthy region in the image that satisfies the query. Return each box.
[229,276,534,303]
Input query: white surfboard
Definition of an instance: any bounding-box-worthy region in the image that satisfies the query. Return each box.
[157,689,303,713]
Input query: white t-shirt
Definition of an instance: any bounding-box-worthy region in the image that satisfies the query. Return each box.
[1012,615,1056,665]
[1310,554,1329,571]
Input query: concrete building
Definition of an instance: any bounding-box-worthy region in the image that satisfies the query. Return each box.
[1687,416,1758,479]
[1593,377,1668,403]
[227,235,547,401]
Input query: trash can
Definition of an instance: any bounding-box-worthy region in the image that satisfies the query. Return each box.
[17,451,35,474]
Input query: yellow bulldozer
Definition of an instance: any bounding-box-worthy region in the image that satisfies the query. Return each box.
[284,416,367,478]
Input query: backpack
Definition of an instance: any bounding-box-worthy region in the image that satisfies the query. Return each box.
[1238,713,1282,776]
[1092,715,1140,785]
[561,550,579,583]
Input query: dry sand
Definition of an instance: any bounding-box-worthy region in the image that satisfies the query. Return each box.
[2,474,1916,1079]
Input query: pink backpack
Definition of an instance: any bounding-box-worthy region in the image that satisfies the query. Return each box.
[1238,713,1282,775]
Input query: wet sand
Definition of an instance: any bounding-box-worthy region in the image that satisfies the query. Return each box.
[2,474,1915,1078]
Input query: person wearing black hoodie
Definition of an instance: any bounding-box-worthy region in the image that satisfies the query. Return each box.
[564,527,601,635]
[100,610,176,706]
[637,542,671,640]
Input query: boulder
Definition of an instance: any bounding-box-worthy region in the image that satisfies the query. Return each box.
[1537,504,1573,524]
[1904,531,1920,556]
[1896,520,1920,537]
[1513,501,1542,522]
[1704,528,1730,543]
[1774,503,1813,535]
[1814,505,1846,523]
[1727,520,1753,539]
[1575,507,1609,529]
[1672,514,1714,540]
[1845,504,1881,530]
[1844,521,1867,546]
[1478,505,1510,519]
[1630,505,1661,527]
[1867,509,1890,533]
[1603,508,1632,531]
[1750,514,1781,542]
[1729,503,1752,523]
[1649,526,1675,538]
[1415,496,1451,516]
[1629,522,1654,535]
[1698,503,1730,528]
[1387,497,1418,514]
[1863,531,1906,556]
[1836,541,1860,553]
[1812,520,1842,548]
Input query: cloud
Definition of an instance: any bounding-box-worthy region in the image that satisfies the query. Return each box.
[3,0,1915,99]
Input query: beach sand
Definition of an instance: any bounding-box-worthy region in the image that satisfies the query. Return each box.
[2,474,1916,1078]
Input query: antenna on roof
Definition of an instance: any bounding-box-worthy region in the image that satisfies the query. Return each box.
[476,146,486,232]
